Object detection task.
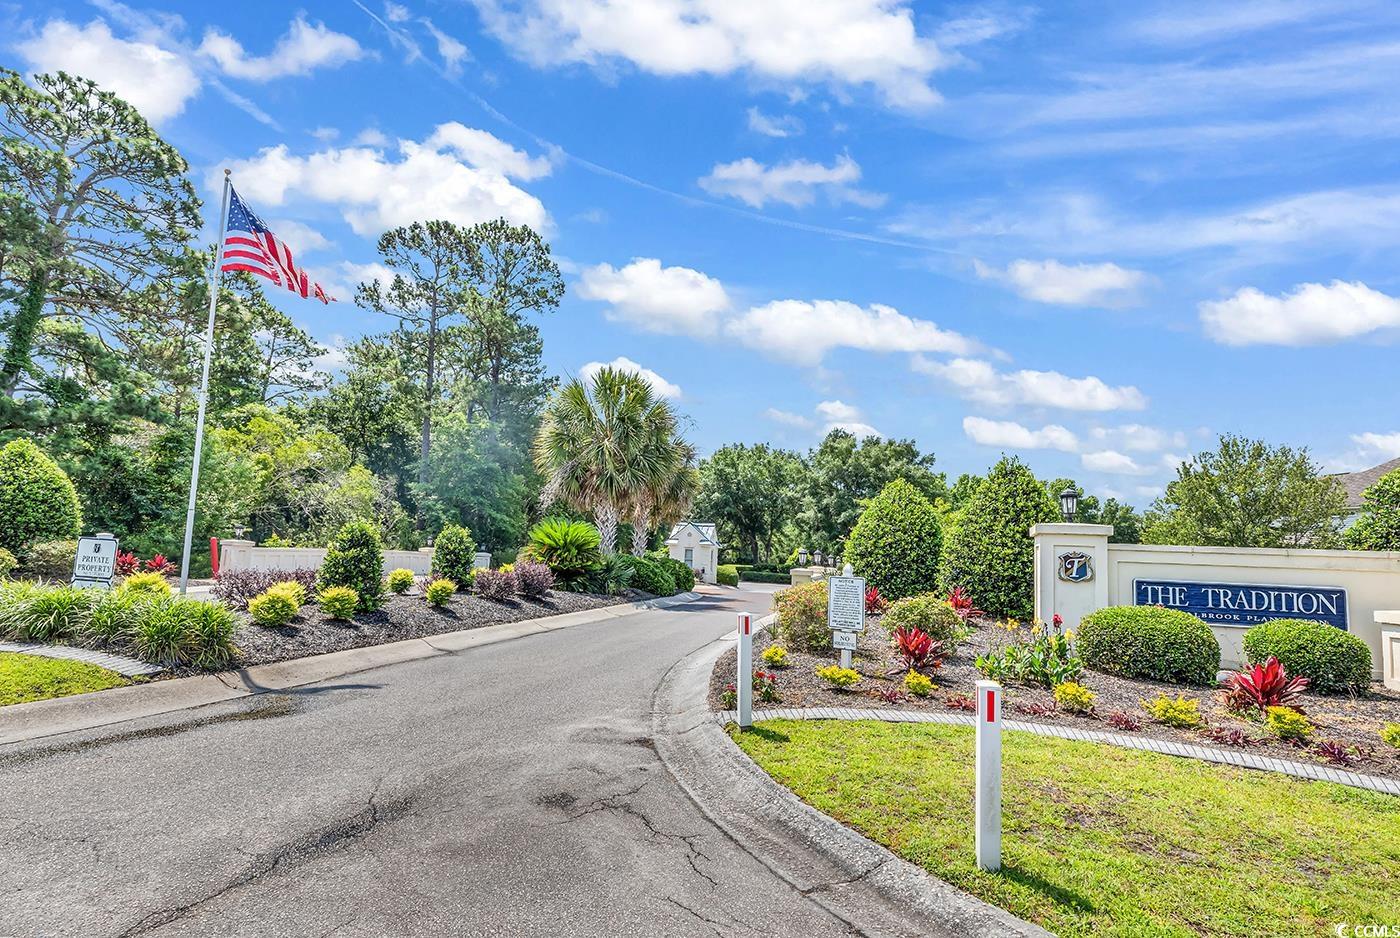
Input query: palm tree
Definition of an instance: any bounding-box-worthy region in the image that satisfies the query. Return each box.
[629,441,698,556]
[534,367,689,554]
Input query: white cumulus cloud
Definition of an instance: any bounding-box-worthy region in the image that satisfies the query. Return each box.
[765,408,814,428]
[577,258,730,337]
[1352,431,1400,459]
[746,107,804,137]
[1089,424,1187,452]
[699,155,885,209]
[16,18,201,123]
[199,15,365,81]
[728,300,978,365]
[579,356,682,399]
[974,258,1148,308]
[962,417,1079,452]
[1081,450,1148,475]
[915,356,1147,411]
[1199,280,1400,346]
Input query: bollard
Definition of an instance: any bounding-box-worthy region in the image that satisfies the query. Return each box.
[975,679,1003,872]
[737,612,753,729]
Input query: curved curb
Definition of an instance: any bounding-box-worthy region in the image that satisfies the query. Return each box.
[0,590,705,747]
[652,617,1051,938]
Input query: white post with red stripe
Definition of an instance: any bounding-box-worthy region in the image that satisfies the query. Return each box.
[736,612,754,729]
[975,679,1003,872]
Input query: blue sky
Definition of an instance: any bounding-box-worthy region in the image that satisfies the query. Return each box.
[9,0,1400,505]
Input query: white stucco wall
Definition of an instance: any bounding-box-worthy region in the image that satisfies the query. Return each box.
[217,540,488,577]
[1033,524,1400,676]
[666,524,718,584]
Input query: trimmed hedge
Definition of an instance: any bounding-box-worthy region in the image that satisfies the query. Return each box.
[621,555,676,596]
[845,479,943,600]
[0,438,82,556]
[652,554,695,592]
[739,570,790,584]
[318,520,384,611]
[433,524,476,586]
[774,580,829,653]
[1242,619,1373,693]
[717,564,739,587]
[881,593,964,649]
[1077,605,1221,686]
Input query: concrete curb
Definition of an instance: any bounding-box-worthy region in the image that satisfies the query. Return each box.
[713,707,1400,798]
[0,591,703,746]
[652,615,1052,938]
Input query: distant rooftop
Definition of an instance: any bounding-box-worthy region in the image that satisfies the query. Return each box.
[1330,457,1400,509]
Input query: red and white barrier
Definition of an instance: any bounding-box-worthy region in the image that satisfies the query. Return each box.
[736,612,753,729]
[975,679,1003,871]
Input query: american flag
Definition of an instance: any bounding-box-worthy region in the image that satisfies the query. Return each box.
[221,187,334,304]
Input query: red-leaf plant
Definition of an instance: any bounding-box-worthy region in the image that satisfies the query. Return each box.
[115,551,140,577]
[1222,656,1309,714]
[891,626,942,674]
[946,586,985,621]
[943,693,976,712]
[144,554,176,576]
[864,585,888,615]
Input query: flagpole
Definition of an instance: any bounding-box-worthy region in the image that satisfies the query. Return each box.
[179,169,233,596]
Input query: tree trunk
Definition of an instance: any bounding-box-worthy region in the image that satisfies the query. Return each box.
[631,513,650,557]
[1,268,47,395]
[595,503,619,555]
[419,307,438,489]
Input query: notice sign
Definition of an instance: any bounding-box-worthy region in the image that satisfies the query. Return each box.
[827,574,867,632]
[832,630,858,651]
[72,534,118,587]
[1134,578,1348,630]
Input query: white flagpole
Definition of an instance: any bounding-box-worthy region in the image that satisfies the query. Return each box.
[178,169,233,595]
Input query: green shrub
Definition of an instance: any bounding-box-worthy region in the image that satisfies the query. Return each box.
[425,578,456,606]
[583,553,633,595]
[716,564,739,587]
[622,555,677,596]
[815,664,861,689]
[1381,724,1400,749]
[318,586,359,620]
[433,524,476,586]
[1078,606,1221,686]
[87,589,149,646]
[904,671,934,696]
[318,520,384,611]
[1242,619,1373,693]
[248,589,298,627]
[0,547,16,579]
[118,571,172,597]
[176,599,237,670]
[774,580,829,653]
[1345,468,1400,550]
[21,540,78,580]
[521,518,603,589]
[267,580,307,607]
[845,479,943,600]
[761,644,789,667]
[1054,681,1097,714]
[130,600,190,667]
[1141,693,1203,728]
[652,554,695,592]
[0,580,43,637]
[881,594,965,649]
[739,570,790,584]
[0,438,82,556]
[11,584,98,642]
[1265,705,1312,742]
[387,568,416,594]
[940,457,1058,619]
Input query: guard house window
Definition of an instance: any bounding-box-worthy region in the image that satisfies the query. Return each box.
[684,548,694,565]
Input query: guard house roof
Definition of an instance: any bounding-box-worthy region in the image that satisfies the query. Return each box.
[664,521,721,547]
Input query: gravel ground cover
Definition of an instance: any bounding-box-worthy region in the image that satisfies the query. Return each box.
[711,610,1400,780]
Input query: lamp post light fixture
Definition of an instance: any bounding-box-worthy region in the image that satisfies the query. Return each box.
[814,550,824,567]
[1059,487,1079,524]
[798,548,809,566]
[232,524,248,539]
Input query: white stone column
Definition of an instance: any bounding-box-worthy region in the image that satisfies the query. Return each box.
[218,539,255,574]
[1031,523,1112,628]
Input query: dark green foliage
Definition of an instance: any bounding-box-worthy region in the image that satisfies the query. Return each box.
[774,580,829,653]
[521,517,603,589]
[845,479,943,600]
[583,553,634,595]
[433,524,476,586]
[717,564,739,587]
[0,438,81,555]
[317,520,384,611]
[881,594,964,648]
[1345,469,1400,551]
[620,555,676,596]
[941,457,1058,619]
[651,554,695,592]
[19,540,77,580]
[739,570,790,583]
[1078,606,1221,686]
[1242,619,1373,693]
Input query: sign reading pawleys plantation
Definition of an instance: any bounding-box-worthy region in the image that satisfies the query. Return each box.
[1133,579,1349,630]
[827,574,866,633]
[72,533,119,588]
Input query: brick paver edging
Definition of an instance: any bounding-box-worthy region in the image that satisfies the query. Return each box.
[0,641,163,677]
[716,706,1400,797]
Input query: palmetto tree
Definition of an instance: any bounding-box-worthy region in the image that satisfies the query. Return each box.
[534,367,689,554]
[629,441,698,556]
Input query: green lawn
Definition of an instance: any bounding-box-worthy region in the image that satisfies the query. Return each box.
[731,719,1400,937]
[0,652,129,706]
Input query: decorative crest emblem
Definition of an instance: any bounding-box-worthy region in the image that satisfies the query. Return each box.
[1057,551,1093,583]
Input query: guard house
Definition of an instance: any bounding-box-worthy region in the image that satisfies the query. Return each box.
[665,521,721,585]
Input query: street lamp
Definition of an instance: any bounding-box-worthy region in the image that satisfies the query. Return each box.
[1059,487,1079,523]
[798,548,809,566]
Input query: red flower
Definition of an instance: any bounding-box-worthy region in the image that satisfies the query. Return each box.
[1052,613,1063,627]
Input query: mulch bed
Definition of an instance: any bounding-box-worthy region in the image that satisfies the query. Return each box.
[710,612,1400,782]
[229,588,629,668]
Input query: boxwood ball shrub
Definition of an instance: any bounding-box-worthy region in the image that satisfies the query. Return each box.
[424,578,457,606]
[432,524,476,587]
[622,555,676,597]
[248,589,298,627]
[775,580,829,653]
[514,561,554,598]
[880,593,965,649]
[1242,619,1373,693]
[940,457,1058,619]
[318,586,359,620]
[21,540,78,580]
[1078,606,1220,686]
[0,438,82,556]
[845,479,943,601]
[387,568,416,594]
[716,564,739,587]
[267,580,307,607]
[318,520,384,611]
[118,571,172,597]
[652,554,695,593]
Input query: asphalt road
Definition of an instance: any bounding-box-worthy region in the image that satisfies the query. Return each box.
[0,586,859,938]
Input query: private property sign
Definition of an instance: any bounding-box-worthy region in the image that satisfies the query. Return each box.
[72,533,118,588]
[1133,579,1349,630]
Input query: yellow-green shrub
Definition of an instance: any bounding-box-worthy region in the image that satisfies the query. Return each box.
[1380,724,1400,749]
[903,671,934,696]
[387,568,416,594]
[1053,681,1097,714]
[425,578,456,607]
[1142,693,1203,728]
[318,586,358,620]
[118,571,172,597]
[1265,705,1312,742]
[774,580,828,653]
[761,644,789,667]
[267,581,306,607]
[248,589,298,627]
[815,664,861,689]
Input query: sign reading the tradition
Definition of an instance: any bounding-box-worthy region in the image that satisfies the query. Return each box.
[1133,579,1348,630]
[72,534,119,588]
[827,574,867,633]
[1057,551,1094,583]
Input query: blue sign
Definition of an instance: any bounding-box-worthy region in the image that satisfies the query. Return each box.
[1133,579,1348,629]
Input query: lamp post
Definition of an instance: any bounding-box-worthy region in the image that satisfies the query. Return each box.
[1059,487,1079,523]
[798,548,809,566]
